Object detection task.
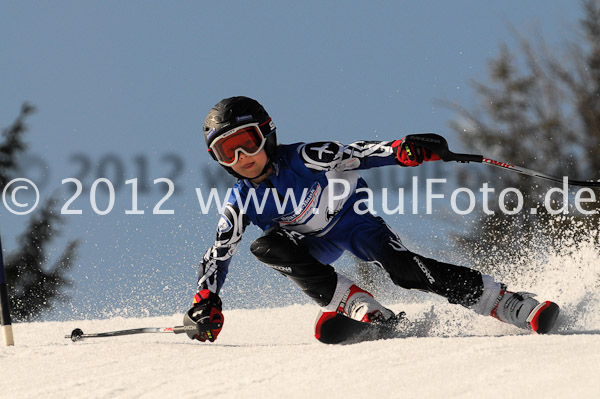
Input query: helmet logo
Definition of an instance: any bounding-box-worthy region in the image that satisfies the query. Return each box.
[236,114,253,123]
[207,128,217,140]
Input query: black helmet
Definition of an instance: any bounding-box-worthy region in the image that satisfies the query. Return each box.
[203,96,277,178]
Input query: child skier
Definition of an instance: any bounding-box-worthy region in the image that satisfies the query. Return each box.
[183,96,559,343]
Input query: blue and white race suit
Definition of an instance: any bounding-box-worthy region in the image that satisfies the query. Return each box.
[198,140,399,291]
[197,139,485,308]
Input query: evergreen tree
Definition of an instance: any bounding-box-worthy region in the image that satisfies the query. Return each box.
[448,1,600,271]
[0,103,79,321]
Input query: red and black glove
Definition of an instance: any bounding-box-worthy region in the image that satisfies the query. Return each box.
[183,289,224,342]
[392,139,441,167]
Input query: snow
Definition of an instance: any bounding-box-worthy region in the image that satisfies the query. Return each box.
[2,301,599,399]
[2,239,600,398]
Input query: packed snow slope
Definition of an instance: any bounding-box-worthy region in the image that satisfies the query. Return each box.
[2,240,600,398]
[2,301,599,399]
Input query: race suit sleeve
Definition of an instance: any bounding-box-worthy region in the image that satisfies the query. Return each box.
[297,140,400,171]
[197,199,250,294]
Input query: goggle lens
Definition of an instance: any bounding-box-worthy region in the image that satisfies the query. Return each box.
[211,124,265,166]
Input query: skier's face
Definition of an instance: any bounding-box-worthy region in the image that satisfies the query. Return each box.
[231,149,269,181]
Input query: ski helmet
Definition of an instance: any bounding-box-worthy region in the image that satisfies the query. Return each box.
[203,96,277,179]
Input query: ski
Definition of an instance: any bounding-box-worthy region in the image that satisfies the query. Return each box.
[316,312,405,345]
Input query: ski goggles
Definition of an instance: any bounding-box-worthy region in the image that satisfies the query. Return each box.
[209,123,267,166]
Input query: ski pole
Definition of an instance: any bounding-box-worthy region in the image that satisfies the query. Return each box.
[404,133,600,188]
[65,322,222,342]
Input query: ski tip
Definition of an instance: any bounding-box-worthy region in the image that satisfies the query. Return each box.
[529,301,560,334]
[315,312,355,344]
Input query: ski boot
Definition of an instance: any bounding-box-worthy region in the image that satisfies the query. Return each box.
[492,288,560,334]
[315,284,404,344]
[339,284,395,323]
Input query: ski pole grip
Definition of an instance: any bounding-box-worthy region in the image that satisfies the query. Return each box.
[450,153,484,163]
[404,133,483,163]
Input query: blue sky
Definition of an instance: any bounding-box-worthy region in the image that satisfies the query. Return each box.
[0,1,585,318]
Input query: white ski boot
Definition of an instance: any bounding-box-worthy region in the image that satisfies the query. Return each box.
[491,289,559,334]
[472,275,559,334]
[337,284,395,323]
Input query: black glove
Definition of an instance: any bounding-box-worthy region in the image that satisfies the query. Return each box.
[183,289,224,342]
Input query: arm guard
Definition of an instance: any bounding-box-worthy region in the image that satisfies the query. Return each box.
[197,201,249,293]
[298,140,399,172]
